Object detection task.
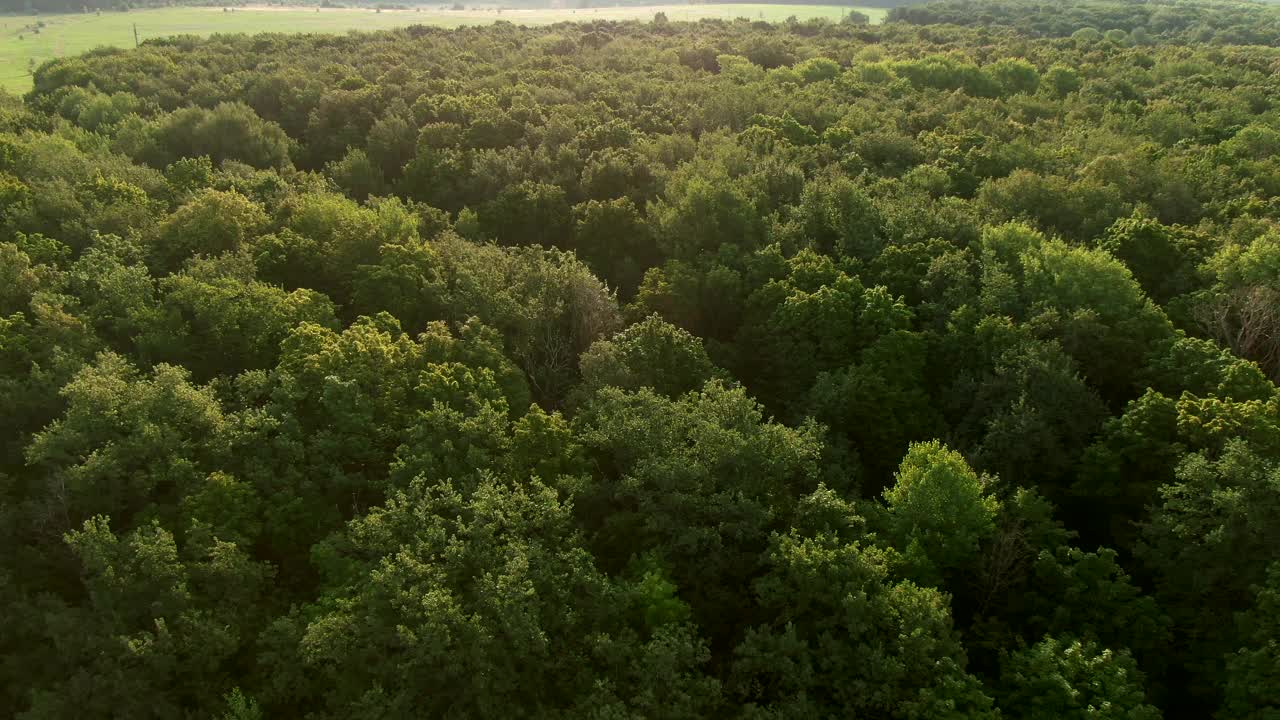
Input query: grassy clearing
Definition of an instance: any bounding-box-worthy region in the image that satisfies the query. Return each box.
[0,4,886,93]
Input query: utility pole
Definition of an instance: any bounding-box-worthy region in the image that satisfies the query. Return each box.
[133,22,138,48]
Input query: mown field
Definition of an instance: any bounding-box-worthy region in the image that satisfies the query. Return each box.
[0,4,886,92]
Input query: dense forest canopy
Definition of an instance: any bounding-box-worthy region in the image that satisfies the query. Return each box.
[3,0,1280,717]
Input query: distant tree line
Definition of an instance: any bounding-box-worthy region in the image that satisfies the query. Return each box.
[2,0,435,13]
[3,0,901,12]
[2,0,235,12]
[889,0,1280,46]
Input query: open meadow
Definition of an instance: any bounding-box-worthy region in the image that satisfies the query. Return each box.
[0,4,886,92]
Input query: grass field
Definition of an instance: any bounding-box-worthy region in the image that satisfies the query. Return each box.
[0,4,886,93]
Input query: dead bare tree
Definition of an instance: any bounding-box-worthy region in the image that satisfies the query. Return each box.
[1194,285,1280,383]
[974,521,1033,618]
